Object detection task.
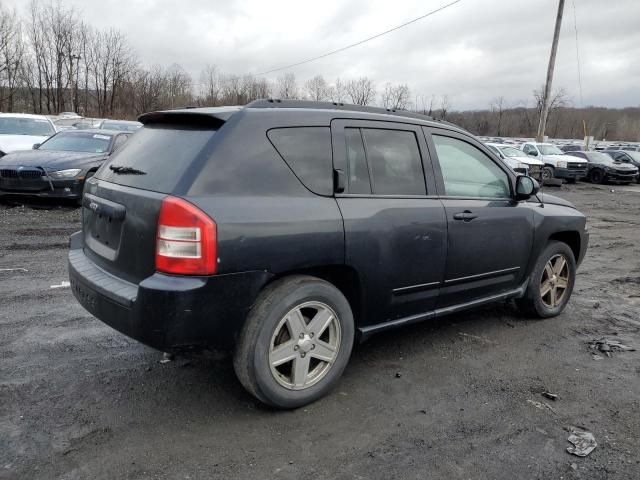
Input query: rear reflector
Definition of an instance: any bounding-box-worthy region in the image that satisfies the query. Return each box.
[156,196,217,275]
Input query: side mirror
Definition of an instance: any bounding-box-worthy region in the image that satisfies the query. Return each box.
[527,150,538,156]
[33,143,41,149]
[515,175,540,200]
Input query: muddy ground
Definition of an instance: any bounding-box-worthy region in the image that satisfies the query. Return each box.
[1,183,639,480]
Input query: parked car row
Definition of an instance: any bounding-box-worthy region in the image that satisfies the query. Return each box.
[481,137,639,185]
[0,113,140,202]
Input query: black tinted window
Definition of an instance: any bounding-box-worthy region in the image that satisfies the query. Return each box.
[268,127,332,195]
[344,128,371,194]
[96,124,215,193]
[361,129,425,195]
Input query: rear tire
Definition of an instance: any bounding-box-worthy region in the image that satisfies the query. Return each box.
[233,275,354,409]
[589,169,604,184]
[516,241,576,318]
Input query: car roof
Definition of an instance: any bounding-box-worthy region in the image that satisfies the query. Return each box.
[0,113,52,120]
[101,119,142,124]
[57,128,122,136]
[486,143,519,148]
[138,99,467,134]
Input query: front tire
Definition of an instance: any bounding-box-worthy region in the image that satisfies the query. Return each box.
[542,166,555,181]
[234,275,354,409]
[589,169,604,184]
[516,241,576,318]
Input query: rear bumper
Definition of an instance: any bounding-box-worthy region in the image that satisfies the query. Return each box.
[68,232,272,351]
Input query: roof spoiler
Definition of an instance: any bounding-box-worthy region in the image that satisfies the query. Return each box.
[138,107,242,127]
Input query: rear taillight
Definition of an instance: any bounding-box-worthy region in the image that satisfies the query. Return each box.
[156,196,217,275]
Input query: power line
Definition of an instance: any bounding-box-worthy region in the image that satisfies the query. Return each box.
[572,0,584,107]
[254,0,463,76]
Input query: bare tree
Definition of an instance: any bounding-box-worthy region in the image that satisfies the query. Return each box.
[490,96,507,136]
[166,63,192,108]
[132,65,166,114]
[304,74,329,101]
[437,94,451,120]
[276,72,297,99]
[381,82,410,110]
[199,64,220,105]
[345,77,375,106]
[89,28,135,116]
[534,86,568,114]
[327,78,346,103]
[0,3,24,111]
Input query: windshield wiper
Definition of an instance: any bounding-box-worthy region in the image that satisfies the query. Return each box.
[109,165,146,175]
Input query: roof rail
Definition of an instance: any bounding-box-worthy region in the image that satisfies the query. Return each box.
[246,98,435,122]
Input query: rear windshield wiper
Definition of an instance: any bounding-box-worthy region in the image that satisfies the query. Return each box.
[109,165,146,175]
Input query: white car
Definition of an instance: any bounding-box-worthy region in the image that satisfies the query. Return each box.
[0,114,57,157]
[520,142,588,183]
[485,143,545,181]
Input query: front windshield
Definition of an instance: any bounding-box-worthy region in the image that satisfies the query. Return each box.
[498,146,524,157]
[538,144,564,155]
[0,117,55,136]
[39,132,112,153]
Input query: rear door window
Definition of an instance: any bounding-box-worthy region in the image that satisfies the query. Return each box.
[344,128,371,194]
[268,127,332,196]
[361,128,425,195]
[96,124,215,193]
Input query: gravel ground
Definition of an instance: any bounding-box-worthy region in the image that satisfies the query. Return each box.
[1,183,639,480]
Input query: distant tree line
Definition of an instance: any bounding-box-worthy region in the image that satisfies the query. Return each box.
[0,1,638,141]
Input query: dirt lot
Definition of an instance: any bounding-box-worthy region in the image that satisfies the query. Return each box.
[1,183,639,480]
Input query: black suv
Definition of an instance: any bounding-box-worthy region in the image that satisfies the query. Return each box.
[69,100,588,408]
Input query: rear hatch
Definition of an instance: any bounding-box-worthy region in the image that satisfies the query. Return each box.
[82,110,234,284]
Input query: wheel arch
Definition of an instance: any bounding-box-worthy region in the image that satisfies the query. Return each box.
[267,265,364,327]
[548,231,581,262]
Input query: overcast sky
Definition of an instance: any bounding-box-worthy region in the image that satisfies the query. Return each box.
[5,0,639,110]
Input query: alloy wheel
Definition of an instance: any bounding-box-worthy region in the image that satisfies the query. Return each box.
[540,254,570,308]
[268,301,341,390]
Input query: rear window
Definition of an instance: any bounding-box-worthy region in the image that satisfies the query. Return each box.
[267,127,332,195]
[96,124,215,193]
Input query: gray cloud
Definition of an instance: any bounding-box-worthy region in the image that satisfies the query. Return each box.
[5,0,639,109]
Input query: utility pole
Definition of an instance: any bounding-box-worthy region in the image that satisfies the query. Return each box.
[536,0,565,142]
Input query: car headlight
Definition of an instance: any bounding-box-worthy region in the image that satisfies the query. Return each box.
[518,163,529,170]
[557,161,568,168]
[49,168,82,179]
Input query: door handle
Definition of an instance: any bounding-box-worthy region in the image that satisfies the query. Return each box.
[453,211,478,222]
